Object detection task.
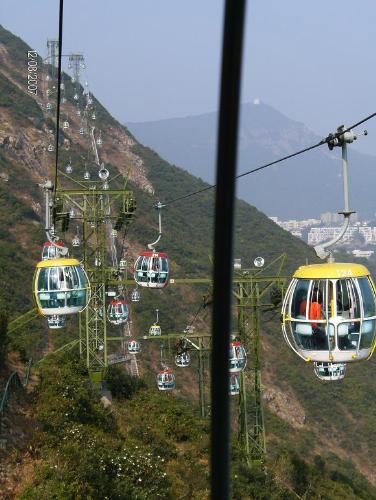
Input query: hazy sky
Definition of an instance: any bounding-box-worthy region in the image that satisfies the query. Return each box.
[1,0,376,155]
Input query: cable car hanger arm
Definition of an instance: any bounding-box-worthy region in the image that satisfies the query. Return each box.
[314,125,358,260]
[147,202,164,250]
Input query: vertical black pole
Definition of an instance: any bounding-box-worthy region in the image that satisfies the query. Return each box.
[211,1,246,499]
[54,0,64,192]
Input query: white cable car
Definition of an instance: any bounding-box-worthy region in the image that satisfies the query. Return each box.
[41,241,68,260]
[134,251,169,288]
[229,373,240,396]
[130,289,141,302]
[127,339,141,354]
[229,340,247,372]
[313,362,346,381]
[156,369,175,391]
[175,352,190,367]
[47,315,66,329]
[107,299,129,325]
[33,258,90,316]
[281,263,376,363]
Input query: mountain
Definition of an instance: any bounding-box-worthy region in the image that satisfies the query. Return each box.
[128,102,376,219]
[1,24,376,497]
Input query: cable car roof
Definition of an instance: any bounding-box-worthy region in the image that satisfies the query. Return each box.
[293,263,370,279]
[138,251,168,258]
[110,299,128,305]
[36,258,81,268]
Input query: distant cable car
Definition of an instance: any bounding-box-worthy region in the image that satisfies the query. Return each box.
[134,251,169,288]
[127,339,141,354]
[33,258,90,316]
[229,340,247,372]
[149,309,161,336]
[313,362,346,381]
[135,203,169,288]
[107,299,129,325]
[156,369,175,391]
[130,288,141,303]
[229,373,240,396]
[281,263,376,363]
[149,324,161,336]
[41,241,67,261]
[47,314,66,329]
[175,352,190,367]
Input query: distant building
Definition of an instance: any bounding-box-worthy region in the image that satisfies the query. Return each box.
[352,249,374,259]
[320,212,358,224]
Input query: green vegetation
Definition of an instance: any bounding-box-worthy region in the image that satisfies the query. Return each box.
[0,23,375,499]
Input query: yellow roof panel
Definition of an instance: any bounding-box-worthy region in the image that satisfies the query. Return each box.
[293,263,370,279]
[36,258,81,268]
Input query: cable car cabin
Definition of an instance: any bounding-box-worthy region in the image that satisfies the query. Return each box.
[149,324,162,336]
[42,241,67,260]
[175,352,190,367]
[229,373,240,396]
[47,314,66,329]
[107,300,129,325]
[34,259,89,316]
[229,340,247,372]
[314,362,346,381]
[134,251,169,289]
[127,339,141,354]
[281,263,376,363]
[130,289,141,302]
[156,369,175,391]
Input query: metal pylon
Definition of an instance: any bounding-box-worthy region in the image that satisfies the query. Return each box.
[233,254,286,464]
[54,186,136,386]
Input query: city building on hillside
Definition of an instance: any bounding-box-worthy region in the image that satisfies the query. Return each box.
[352,249,374,258]
[320,212,358,224]
[308,226,376,246]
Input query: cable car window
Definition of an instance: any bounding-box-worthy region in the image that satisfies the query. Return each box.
[161,258,168,272]
[307,280,327,320]
[337,279,360,319]
[292,279,310,318]
[291,321,330,351]
[337,321,360,350]
[38,268,48,291]
[49,267,60,290]
[70,267,79,288]
[359,319,376,349]
[64,267,74,289]
[141,257,148,271]
[358,277,376,317]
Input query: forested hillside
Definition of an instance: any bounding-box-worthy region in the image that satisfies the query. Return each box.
[1,24,376,498]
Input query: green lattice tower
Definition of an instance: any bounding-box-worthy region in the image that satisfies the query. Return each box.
[54,185,136,385]
[233,255,286,464]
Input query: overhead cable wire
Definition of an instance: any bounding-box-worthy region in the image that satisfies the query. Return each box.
[161,111,376,208]
[54,0,64,195]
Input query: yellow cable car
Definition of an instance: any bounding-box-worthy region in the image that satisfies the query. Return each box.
[33,258,90,316]
[281,263,376,363]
